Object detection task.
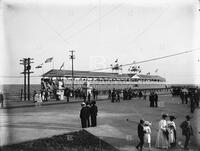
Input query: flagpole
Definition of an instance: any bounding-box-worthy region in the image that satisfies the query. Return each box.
[42,65,44,75]
[52,60,54,69]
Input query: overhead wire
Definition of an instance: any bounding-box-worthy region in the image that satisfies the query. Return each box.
[91,47,200,71]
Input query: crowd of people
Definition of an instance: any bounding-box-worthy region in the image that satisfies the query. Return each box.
[179,88,200,113]
[108,88,147,103]
[136,114,193,151]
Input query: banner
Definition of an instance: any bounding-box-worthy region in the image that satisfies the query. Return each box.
[45,57,53,63]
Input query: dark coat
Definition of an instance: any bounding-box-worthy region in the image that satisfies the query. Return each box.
[137,123,145,137]
[180,121,193,136]
[80,107,88,120]
[0,94,4,103]
[90,105,98,117]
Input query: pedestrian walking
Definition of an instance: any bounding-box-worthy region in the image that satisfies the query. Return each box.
[136,119,146,151]
[154,92,158,107]
[0,91,4,108]
[149,92,154,107]
[167,116,176,148]
[143,121,152,151]
[189,91,195,113]
[86,102,91,127]
[33,90,37,101]
[90,101,98,127]
[64,87,70,102]
[35,92,42,107]
[80,102,88,128]
[155,113,170,149]
[180,115,193,149]
[87,93,91,103]
[116,90,120,102]
[111,89,116,103]
[194,89,199,108]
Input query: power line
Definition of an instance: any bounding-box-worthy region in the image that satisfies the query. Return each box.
[91,47,200,72]
[64,1,127,41]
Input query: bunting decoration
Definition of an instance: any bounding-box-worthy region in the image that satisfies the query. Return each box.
[35,63,43,69]
[45,57,53,63]
[60,62,64,70]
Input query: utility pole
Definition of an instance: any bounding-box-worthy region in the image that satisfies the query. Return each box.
[20,58,34,101]
[69,50,75,96]
[27,58,34,100]
[20,58,27,101]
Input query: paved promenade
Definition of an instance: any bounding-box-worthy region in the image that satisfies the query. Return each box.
[2,95,108,109]
[0,95,199,151]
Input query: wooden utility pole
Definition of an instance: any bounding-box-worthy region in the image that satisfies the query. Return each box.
[20,58,27,101]
[20,58,34,101]
[27,58,34,100]
[69,50,75,96]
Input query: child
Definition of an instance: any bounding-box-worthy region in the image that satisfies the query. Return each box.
[143,121,152,150]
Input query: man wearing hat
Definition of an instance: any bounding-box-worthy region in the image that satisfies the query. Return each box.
[90,101,98,127]
[180,115,193,149]
[80,102,88,128]
[0,91,4,108]
[136,119,146,151]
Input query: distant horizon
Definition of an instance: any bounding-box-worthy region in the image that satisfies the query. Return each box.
[1,0,200,85]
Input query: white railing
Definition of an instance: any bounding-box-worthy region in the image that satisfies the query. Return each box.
[64,80,165,85]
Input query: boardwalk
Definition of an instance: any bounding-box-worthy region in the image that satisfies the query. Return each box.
[0,95,199,150]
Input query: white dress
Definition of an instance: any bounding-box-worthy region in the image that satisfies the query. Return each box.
[167,121,176,143]
[144,126,151,143]
[155,119,169,149]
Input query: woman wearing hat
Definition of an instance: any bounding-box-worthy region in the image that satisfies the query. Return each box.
[143,121,152,150]
[167,116,176,147]
[155,113,170,149]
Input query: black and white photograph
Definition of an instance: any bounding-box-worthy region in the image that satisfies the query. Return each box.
[0,0,200,150]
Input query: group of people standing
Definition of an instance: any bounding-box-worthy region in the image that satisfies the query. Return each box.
[149,91,158,107]
[108,88,147,103]
[136,113,193,151]
[180,88,199,113]
[80,101,98,128]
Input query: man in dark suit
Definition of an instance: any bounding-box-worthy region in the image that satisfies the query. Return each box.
[90,101,98,127]
[154,92,158,107]
[180,115,193,149]
[149,92,154,107]
[64,87,70,102]
[80,102,88,128]
[136,119,145,151]
[0,91,4,108]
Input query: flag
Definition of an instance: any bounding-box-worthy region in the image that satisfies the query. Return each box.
[35,63,43,69]
[147,72,150,75]
[45,57,53,63]
[60,62,64,70]
[155,69,158,73]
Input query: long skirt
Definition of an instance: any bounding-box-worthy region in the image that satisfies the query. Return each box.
[155,129,169,149]
[168,130,175,143]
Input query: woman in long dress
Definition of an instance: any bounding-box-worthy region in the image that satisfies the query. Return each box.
[167,116,176,148]
[155,114,170,149]
[144,121,152,150]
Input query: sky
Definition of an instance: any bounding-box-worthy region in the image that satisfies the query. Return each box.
[0,0,200,84]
